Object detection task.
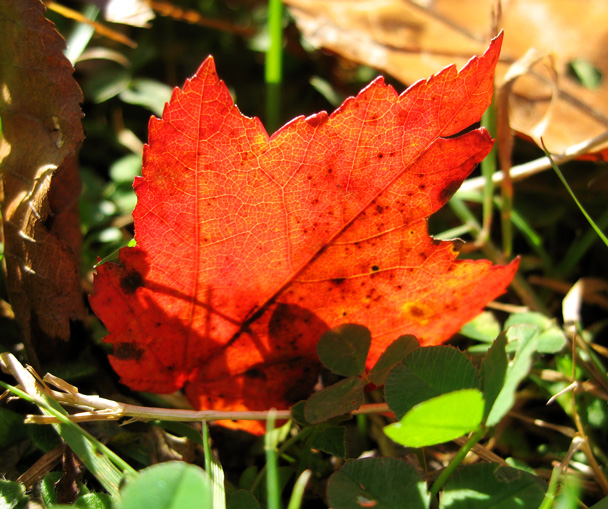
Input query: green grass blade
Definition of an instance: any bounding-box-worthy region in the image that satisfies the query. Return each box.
[265,411,280,509]
[93,238,136,268]
[287,470,311,509]
[0,380,129,498]
[202,421,226,509]
[265,0,283,133]
[543,142,608,248]
[480,102,497,243]
[64,3,99,64]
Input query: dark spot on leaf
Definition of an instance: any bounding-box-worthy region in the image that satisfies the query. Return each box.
[371,265,380,271]
[114,343,144,360]
[311,198,319,205]
[409,305,425,317]
[375,204,384,214]
[439,180,462,203]
[332,278,346,285]
[377,152,384,159]
[120,271,144,294]
[244,367,267,380]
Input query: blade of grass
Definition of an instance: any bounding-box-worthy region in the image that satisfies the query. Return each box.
[46,1,136,48]
[249,425,312,496]
[542,140,608,249]
[265,411,280,509]
[63,3,99,64]
[265,0,283,133]
[202,421,226,509]
[433,223,475,241]
[479,101,497,245]
[0,378,130,498]
[93,238,136,268]
[0,355,137,487]
[287,470,311,509]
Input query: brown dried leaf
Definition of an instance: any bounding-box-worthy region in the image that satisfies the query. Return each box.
[285,0,608,154]
[0,0,85,365]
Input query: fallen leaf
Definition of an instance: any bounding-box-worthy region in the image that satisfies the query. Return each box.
[285,0,608,154]
[90,34,518,434]
[0,0,85,366]
[90,0,155,27]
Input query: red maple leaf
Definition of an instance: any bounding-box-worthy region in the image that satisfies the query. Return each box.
[90,33,518,434]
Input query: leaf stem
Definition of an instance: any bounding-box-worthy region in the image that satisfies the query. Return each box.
[538,436,584,509]
[429,428,486,498]
[567,327,608,494]
[26,386,390,424]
